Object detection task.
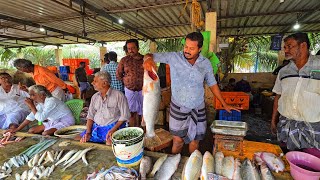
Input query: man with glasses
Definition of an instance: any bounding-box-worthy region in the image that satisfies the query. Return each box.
[271,32,320,151]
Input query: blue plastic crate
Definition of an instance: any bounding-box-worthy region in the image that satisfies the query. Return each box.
[59,66,70,73]
[60,74,69,81]
[219,110,241,121]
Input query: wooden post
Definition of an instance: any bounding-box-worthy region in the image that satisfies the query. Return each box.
[100,46,107,66]
[205,12,217,52]
[55,48,63,66]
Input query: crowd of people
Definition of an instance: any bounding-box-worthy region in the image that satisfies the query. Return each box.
[0,32,319,155]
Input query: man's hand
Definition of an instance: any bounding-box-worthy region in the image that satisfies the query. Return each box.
[106,128,116,145]
[223,104,240,113]
[5,128,17,134]
[80,133,91,143]
[271,121,277,135]
[24,98,35,108]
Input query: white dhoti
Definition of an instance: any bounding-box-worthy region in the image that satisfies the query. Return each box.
[43,114,75,131]
[0,110,29,129]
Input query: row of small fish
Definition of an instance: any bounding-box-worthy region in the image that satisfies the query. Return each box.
[55,147,93,171]
[28,150,64,167]
[86,166,139,180]
[15,165,55,180]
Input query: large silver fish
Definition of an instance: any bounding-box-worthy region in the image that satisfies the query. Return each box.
[260,163,275,180]
[148,154,168,178]
[214,151,224,175]
[221,156,235,179]
[155,154,181,180]
[182,150,203,180]
[241,158,261,180]
[254,152,285,173]
[201,151,214,180]
[142,60,161,146]
[139,156,152,179]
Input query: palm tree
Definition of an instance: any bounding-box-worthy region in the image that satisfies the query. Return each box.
[0,48,17,68]
[22,47,55,66]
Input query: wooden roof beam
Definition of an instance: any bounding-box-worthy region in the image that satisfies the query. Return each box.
[0,14,98,43]
[0,34,60,46]
[218,8,320,21]
[71,0,154,40]
[105,0,206,13]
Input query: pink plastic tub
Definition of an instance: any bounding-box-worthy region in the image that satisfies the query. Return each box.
[303,148,320,159]
[286,151,320,180]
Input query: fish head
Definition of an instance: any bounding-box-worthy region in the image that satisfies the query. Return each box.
[143,59,158,81]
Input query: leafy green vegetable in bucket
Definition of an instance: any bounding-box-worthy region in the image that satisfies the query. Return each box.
[113,129,143,141]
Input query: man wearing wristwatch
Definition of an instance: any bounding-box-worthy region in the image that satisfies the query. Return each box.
[76,71,130,145]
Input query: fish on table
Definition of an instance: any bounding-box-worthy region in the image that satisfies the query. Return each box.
[182,150,203,180]
[254,152,285,173]
[201,151,215,180]
[155,153,181,180]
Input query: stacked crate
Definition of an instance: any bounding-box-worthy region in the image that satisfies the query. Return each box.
[214,92,250,121]
[59,66,70,81]
[62,58,90,82]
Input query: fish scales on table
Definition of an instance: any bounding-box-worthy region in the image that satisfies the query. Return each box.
[182,150,203,180]
[142,59,161,147]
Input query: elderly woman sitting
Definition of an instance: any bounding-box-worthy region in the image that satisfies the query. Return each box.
[7,85,74,135]
[0,72,30,129]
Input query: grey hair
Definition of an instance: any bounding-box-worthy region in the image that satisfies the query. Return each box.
[95,71,111,85]
[28,85,52,97]
[13,59,33,68]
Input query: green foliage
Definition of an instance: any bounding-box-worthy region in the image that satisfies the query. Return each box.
[0,48,17,68]
[155,38,184,52]
[21,47,55,66]
[221,36,278,74]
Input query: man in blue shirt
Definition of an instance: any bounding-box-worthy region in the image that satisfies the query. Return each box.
[101,51,124,93]
[144,32,238,154]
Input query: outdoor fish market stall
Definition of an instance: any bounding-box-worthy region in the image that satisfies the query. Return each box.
[0,130,189,180]
[0,128,299,180]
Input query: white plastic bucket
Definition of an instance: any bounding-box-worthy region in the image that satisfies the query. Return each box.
[111,127,144,167]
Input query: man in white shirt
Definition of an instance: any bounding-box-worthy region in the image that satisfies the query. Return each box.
[271,32,320,150]
[0,73,30,129]
[7,85,74,135]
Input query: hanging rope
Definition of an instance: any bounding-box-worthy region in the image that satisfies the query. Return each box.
[178,0,204,31]
[190,0,204,31]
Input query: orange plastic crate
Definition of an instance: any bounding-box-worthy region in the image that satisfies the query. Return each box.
[62,59,70,66]
[68,73,74,82]
[214,92,250,110]
[69,66,77,74]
